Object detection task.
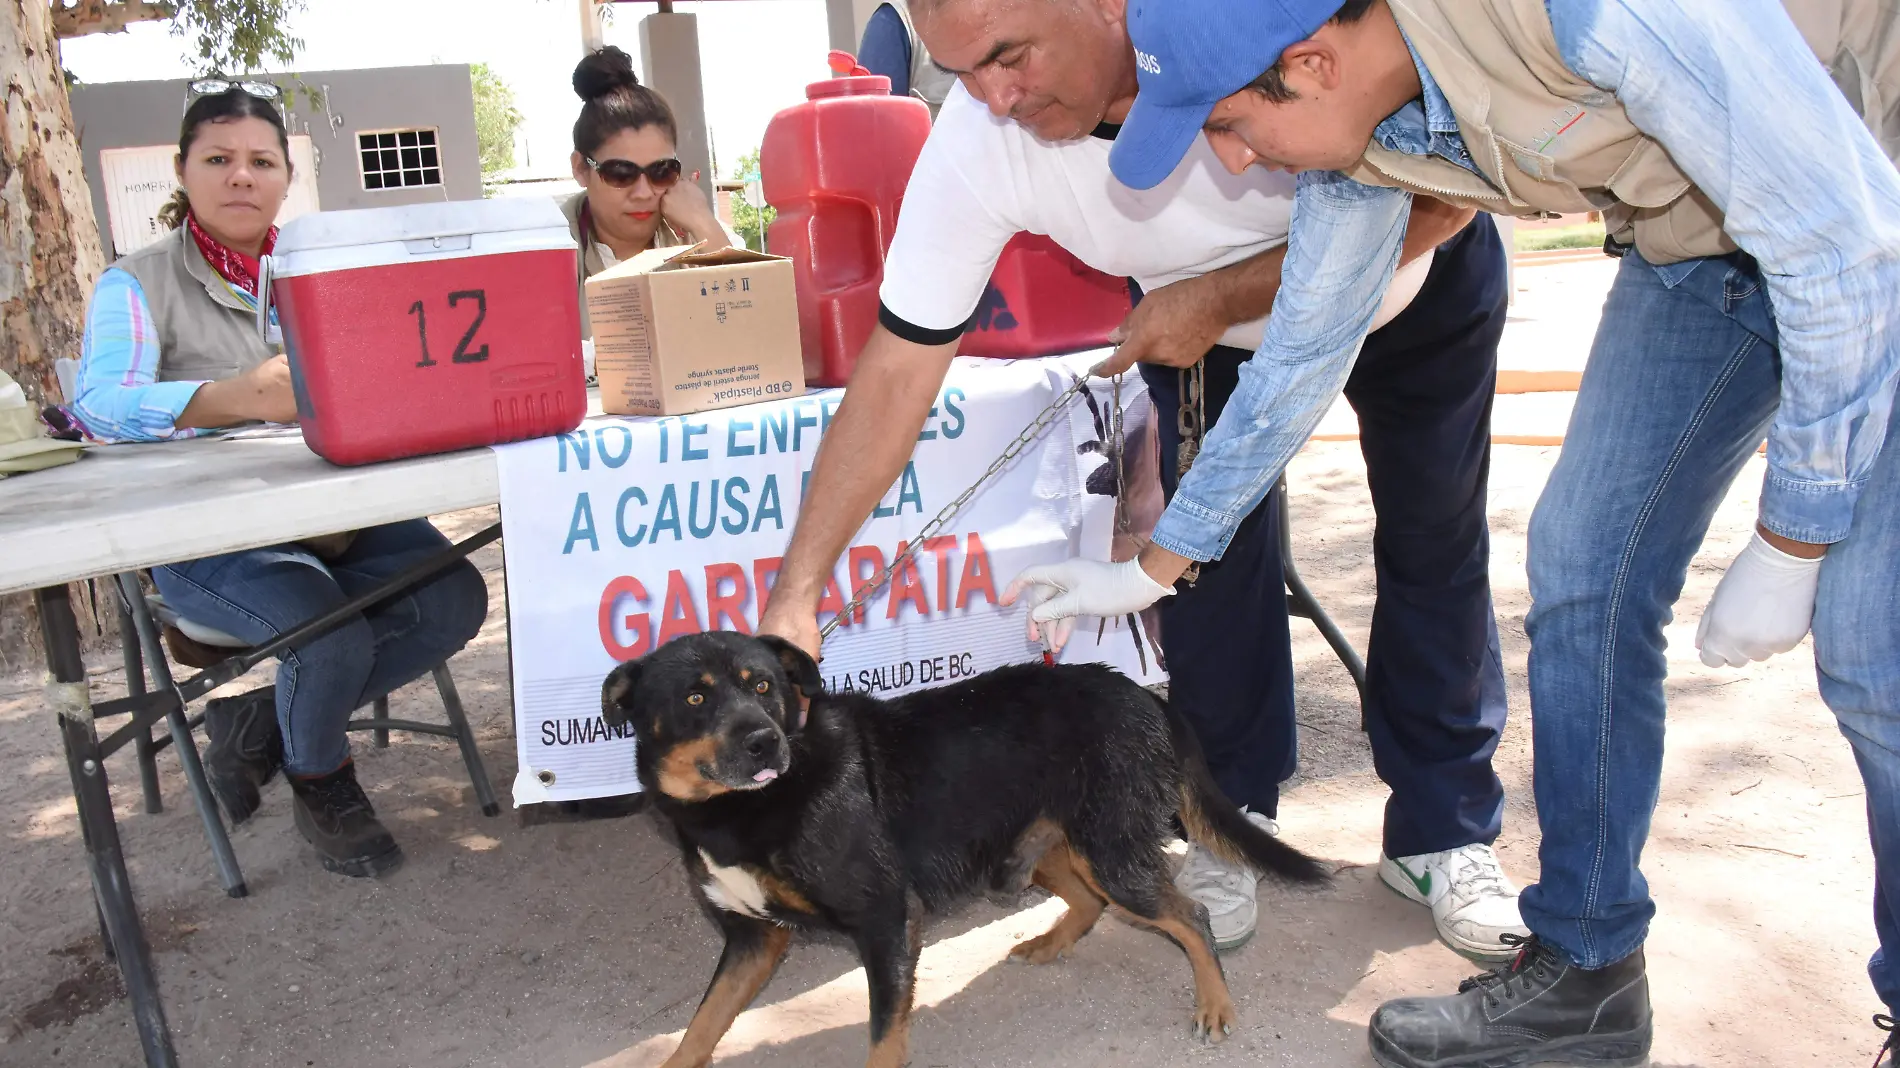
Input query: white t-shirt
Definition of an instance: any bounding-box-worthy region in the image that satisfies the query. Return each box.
[879,83,1430,351]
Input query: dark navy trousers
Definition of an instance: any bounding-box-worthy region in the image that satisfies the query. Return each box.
[1138,214,1510,857]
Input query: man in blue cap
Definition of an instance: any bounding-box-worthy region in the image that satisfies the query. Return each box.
[1007,0,1900,1064]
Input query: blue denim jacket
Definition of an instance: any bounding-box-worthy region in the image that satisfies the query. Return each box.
[1374,33,1482,178]
[1150,0,1900,558]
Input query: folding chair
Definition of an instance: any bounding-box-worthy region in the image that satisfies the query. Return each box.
[110,572,499,897]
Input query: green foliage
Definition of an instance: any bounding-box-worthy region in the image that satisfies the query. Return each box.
[730,148,774,252]
[167,0,306,74]
[470,63,525,192]
[1514,221,1606,252]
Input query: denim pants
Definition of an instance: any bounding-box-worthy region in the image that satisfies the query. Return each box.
[1139,214,1510,855]
[152,519,489,776]
[1519,249,1900,1009]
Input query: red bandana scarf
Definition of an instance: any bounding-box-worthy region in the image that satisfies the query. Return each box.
[186,211,278,299]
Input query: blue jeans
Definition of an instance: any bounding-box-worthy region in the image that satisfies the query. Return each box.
[1519,250,1900,1010]
[152,520,489,776]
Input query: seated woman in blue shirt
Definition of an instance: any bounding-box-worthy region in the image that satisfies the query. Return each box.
[70,83,489,880]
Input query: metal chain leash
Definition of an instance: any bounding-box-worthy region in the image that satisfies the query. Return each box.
[1176,360,1206,478]
[819,373,1113,640]
[1173,359,1206,586]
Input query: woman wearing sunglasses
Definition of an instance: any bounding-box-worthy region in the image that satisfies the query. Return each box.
[67,83,490,880]
[563,46,732,337]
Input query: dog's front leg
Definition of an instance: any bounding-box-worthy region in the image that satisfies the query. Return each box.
[853,895,923,1068]
[659,911,791,1068]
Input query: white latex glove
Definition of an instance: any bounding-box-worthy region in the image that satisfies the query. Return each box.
[1695,531,1824,668]
[1003,558,1172,653]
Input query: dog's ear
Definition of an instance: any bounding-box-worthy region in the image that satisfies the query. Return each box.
[757,634,823,696]
[601,660,643,730]
[755,635,823,727]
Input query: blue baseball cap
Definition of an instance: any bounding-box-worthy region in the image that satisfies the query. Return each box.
[1110,0,1344,190]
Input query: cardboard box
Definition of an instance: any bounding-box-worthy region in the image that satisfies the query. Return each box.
[585,243,805,416]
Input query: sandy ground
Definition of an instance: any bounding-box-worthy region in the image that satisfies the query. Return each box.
[0,259,1884,1067]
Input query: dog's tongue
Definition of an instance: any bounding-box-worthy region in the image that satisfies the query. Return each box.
[752,768,779,783]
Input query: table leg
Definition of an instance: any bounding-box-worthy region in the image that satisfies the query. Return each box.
[1276,476,1368,726]
[38,584,180,1068]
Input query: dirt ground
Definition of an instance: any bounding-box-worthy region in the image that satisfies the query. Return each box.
[0,266,1882,1066]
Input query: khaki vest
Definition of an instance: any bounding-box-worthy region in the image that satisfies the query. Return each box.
[1348,0,1900,264]
[560,191,683,339]
[887,0,959,118]
[113,227,274,384]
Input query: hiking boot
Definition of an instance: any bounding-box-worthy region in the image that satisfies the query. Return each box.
[1368,935,1651,1068]
[1876,1013,1897,1067]
[288,761,404,878]
[1380,843,1531,961]
[202,686,282,824]
[1175,810,1278,952]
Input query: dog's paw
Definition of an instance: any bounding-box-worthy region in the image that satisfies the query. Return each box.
[1190,995,1237,1044]
[1007,932,1071,966]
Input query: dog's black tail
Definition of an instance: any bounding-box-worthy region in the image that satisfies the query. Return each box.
[1160,694,1331,884]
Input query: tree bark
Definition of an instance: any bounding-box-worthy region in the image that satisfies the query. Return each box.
[2,0,117,676]
[52,1,174,40]
[4,0,104,406]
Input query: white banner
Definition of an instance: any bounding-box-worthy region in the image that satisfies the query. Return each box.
[494,353,1166,804]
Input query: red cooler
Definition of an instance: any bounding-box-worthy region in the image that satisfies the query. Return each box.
[762,65,931,386]
[960,233,1133,358]
[268,199,585,466]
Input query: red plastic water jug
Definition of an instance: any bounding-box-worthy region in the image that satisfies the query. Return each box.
[960,233,1134,358]
[268,199,585,466]
[762,59,931,386]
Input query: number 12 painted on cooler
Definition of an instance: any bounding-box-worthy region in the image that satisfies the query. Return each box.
[407,289,491,368]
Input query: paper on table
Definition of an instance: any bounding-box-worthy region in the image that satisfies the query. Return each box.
[214,424,304,441]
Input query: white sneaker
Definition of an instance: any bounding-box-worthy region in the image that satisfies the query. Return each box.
[1175,810,1279,952]
[1379,843,1531,962]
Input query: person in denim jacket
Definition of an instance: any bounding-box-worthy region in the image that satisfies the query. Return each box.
[1011,0,1900,1064]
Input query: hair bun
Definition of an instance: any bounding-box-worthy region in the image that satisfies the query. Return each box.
[573,46,640,101]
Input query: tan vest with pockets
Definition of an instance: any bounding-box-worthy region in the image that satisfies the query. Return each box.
[887,0,960,118]
[1346,0,1900,264]
[113,227,274,384]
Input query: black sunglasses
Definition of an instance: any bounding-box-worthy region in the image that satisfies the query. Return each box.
[184,77,283,115]
[585,156,683,189]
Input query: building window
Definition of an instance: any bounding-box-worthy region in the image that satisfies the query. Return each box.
[358,128,441,190]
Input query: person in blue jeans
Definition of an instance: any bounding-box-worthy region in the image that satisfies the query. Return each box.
[1009,0,1900,1063]
[71,84,488,879]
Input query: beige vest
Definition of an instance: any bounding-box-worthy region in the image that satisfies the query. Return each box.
[1348,0,1900,264]
[113,227,274,384]
[886,0,959,118]
[560,191,683,339]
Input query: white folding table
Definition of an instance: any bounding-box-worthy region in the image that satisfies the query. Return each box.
[0,430,505,1068]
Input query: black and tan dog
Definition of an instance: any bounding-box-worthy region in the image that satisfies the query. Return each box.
[601,631,1330,1068]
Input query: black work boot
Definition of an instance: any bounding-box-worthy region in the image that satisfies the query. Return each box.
[1875,1014,1897,1067]
[287,761,404,878]
[202,686,282,824]
[1368,935,1650,1068]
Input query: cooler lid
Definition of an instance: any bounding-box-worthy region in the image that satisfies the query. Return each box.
[275,198,569,254]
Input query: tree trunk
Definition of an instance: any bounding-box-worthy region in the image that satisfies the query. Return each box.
[4,0,104,405]
[2,0,117,677]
